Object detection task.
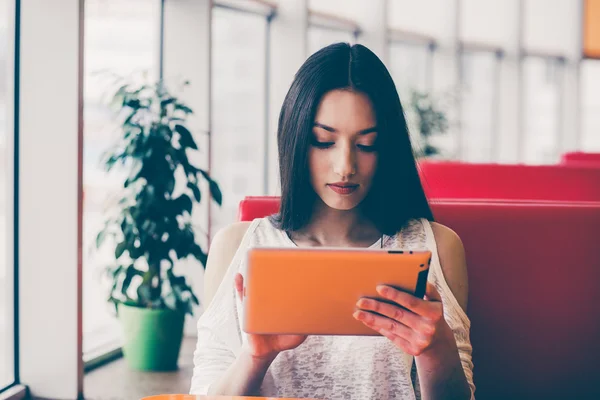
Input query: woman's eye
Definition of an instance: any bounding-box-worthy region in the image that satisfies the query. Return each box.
[357,144,377,152]
[311,141,334,149]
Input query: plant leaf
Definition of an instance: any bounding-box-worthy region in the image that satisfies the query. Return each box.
[198,169,222,204]
[163,291,177,310]
[174,194,193,214]
[121,265,141,296]
[187,182,201,203]
[190,292,199,305]
[191,243,208,267]
[111,265,124,279]
[166,177,176,195]
[115,241,127,259]
[129,159,143,181]
[209,180,222,206]
[96,230,107,248]
[174,103,193,115]
[174,124,198,150]
[161,98,175,107]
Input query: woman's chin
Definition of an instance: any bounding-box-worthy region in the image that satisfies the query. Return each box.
[320,194,362,211]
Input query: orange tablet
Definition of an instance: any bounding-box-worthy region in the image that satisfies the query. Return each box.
[242,247,431,336]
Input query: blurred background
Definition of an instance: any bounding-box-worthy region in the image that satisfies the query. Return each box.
[1,0,600,399]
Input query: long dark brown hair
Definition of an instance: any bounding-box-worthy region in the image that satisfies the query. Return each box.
[271,43,433,235]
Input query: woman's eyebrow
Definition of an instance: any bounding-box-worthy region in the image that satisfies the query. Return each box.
[313,122,378,135]
[313,122,336,132]
[358,127,378,135]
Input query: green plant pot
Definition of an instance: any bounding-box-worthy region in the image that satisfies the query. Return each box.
[118,303,185,371]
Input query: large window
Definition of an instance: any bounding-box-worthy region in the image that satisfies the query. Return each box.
[211,6,268,238]
[460,49,500,162]
[523,56,563,164]
[581,60,600,151]
[0,0,14,390]
[83,0,160,361]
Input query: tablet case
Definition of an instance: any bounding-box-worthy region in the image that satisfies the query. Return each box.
[243,247,432,336]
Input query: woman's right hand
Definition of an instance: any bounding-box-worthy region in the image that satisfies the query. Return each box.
[235,273,307,361]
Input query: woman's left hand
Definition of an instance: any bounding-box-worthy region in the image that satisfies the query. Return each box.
[353,283,455,357]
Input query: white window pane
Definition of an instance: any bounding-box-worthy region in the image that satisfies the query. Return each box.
[523,0,580,57]
[211,8,267,238]
[523,57,562,164]
[460,0,518,47]
[83,0,160,358]
[0,0,14,390]
[388,42,431,94]
[581,60,600,151]
[308,26,354,55]
[461,51,498,162]
[388,0,451,38]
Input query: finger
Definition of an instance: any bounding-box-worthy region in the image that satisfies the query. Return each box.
[353,310,414,340]
[234,273,244,300]
[376,285,438,318]
[424,283,442,302]
[356,298,422,331]
[379,328,415,355]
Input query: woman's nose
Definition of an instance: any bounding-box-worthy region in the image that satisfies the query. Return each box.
[332,144,356,179]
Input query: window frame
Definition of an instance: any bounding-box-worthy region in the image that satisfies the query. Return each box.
[0,0,21,398]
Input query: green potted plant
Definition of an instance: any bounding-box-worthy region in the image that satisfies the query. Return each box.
[405,88,450,158]
[95,77,221,371]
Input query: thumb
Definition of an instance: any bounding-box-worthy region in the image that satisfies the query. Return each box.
[234,273,244,301]
[424,283,442,302]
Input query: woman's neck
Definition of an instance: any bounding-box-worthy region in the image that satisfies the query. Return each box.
[288,200,382,248]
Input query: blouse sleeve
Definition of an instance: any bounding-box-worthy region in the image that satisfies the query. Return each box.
[189,220,259,395]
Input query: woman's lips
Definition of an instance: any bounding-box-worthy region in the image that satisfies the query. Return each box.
[327,184,359,195]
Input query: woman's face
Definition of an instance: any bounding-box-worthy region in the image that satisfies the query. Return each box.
[309,89,378,211]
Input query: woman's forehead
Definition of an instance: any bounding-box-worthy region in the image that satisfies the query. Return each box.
[314,90,376,131]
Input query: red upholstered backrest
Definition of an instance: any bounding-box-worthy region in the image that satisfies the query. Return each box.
[432,200,600,399]
[238,196,281,222]
[560,151,600,167]
[418,162,600,201]
[238,196,600,399]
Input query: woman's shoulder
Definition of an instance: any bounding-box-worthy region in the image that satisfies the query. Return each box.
[428,221,469,311]
[212,221,254,247]
[429,222,463,250]
[203,221,255,305]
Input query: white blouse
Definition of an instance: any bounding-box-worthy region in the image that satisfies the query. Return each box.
[190,218,475,399]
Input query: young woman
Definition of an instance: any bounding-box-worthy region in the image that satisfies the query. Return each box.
[190,43,475,400]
